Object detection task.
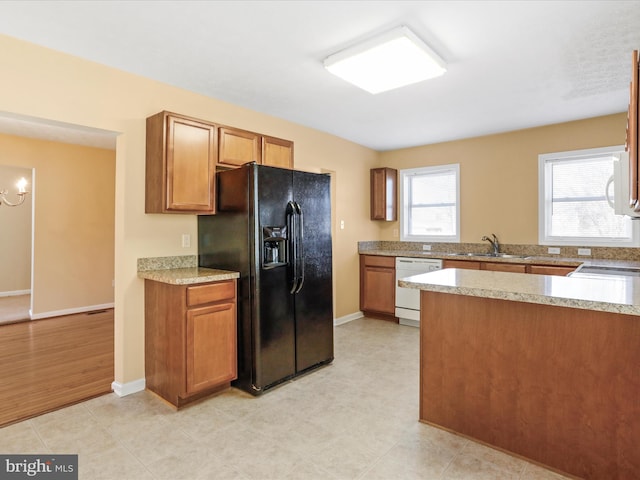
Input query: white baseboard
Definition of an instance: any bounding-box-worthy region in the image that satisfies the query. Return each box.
[30,302,114,320]
[0,289,30,297]
[334,311,364,326]
[111,378,146,397]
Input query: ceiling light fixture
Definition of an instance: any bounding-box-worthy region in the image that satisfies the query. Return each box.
[0,177,29,207]
[324,26,447,95]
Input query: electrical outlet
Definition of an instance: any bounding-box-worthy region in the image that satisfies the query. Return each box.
[393,229,399,238]
[547,247,560,254]
[181,234,191,248]
[422,244,432,251]
[577,248,591,256]
[340,220,345,230]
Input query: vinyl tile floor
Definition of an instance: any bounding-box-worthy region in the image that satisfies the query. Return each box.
[0,318,571,479]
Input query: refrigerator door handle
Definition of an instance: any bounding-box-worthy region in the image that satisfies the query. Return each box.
[286,201,300,294]
[294,201,305,294]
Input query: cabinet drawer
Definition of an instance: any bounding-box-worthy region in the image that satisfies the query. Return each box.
[187,281,236,307]
[442,259,481,270]
[528,265,576,276]
[361,255,395,268]
[482,262,527,273]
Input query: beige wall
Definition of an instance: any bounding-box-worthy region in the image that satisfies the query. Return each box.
[0,34,378,385]
[3,32,624,388]
[0,164,32,293]
[378,113,628,244]
[0,132,115,315]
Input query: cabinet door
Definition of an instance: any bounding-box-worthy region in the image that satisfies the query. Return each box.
[186,302,237,394]
[482,262,527,273]
[370,168,397,221]
[361,266,395,314]
[146,112,217,213]
[262,136,293,169]
[166,114,217,213]
[218,127,261,168]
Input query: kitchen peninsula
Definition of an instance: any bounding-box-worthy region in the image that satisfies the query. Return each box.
[399,269,640,480]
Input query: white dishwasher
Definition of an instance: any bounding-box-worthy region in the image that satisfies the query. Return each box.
[395,257,442,327]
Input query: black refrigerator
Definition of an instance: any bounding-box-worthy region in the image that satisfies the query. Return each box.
[198,163,334,395]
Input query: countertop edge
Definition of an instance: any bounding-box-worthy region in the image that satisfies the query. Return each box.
[399,273,640,316]
[138,267,240,285]
[360,249,640,269]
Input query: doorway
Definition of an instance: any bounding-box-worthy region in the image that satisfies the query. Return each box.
[0,164,32,324]
[0,112,117,322]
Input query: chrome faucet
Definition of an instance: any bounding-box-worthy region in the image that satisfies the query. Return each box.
[482,233,500,255]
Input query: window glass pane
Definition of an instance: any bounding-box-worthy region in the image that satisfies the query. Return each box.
[402,165,458,241]
[550,199,631,238]
[410,205,456,236]
[540,148,635,245]
[551,158,612,200]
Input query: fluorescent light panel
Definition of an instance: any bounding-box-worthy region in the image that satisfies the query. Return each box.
[324,26,446,94]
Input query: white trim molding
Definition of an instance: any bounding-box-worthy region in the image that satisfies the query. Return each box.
[334,311,364,326]
[0,289,31,297]
[111,378,146,397]
[29,302,114,320]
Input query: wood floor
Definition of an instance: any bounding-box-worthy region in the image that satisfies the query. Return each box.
[0,310,114,427]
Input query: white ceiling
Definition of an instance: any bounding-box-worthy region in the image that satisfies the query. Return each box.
[0,0,639,151]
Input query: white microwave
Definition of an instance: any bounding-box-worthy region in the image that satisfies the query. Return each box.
[607,152,640,218]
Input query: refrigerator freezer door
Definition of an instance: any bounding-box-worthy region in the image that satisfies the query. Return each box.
[253,165,297,390]
[292,171,334,373]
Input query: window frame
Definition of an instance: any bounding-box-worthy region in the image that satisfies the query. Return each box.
[538,145,639,247]
[400,163,460,243]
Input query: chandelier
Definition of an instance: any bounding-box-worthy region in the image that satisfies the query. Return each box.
[0,178,29,207]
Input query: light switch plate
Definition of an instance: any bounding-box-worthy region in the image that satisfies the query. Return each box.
[181,234,191,248]
[577,248,591,256]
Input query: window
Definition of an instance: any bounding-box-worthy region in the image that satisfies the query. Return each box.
[400,164,460,242]
[539,146,638,246]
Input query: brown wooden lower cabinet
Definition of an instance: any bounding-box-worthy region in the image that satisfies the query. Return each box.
[360,255,396,321]
[420,291,640,480]
[145,279,237,407]
[443,259,575,276]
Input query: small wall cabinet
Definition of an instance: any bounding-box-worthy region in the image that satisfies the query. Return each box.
[360,255,396,321]
[146,111,217,214]
[218,126,261,168]
[145,278,237,407]
[262,136,294,169]
[370,167,397,221]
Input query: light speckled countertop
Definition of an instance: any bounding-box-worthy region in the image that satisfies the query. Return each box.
[399,268,640,316]
[138,267,239,285]
[359,249,640,269]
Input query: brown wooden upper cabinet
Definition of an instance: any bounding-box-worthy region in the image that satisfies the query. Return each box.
[146,111,217,214]
[262,135,294,169]
[218,126,261,168]
[217,128,293,170]
[370,167,397,221]
[628,50,640,211]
